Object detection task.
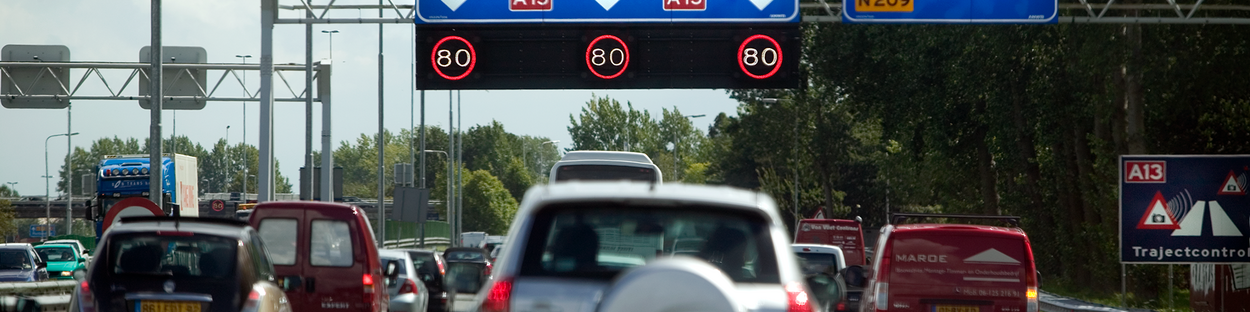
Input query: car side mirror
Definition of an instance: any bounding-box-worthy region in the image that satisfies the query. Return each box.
[36,261,46,269]
[72,270,86,281]
[840,266,866,288]
[1036,270,1042,287]
[806,272,847,311]
[385,260,401,285]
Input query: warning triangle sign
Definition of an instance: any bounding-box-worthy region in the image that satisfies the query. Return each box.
[1218,171,1245,195]
[1138,191,1181,230]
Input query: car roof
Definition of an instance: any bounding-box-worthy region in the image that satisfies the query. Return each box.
[890,223,1028,237]
[0,243,31,249]
[519,182,779,221]
[254,200,362,214]
[379,249,413,259]
[35,244,76,249]
[106,218,250,238]
[792,244,845,254]
[559,151,654,163]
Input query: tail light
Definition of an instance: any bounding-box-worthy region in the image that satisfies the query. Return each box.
[241,286,264,312]
[363,274,376,303]
[480,277,513,312]
[1024,240,1039,312]
[874,283,890,311]
[785,282,814,312]
[837,301,846,311]
[485,263,493,277]
[874,239,893,311]
[437,260,446,276]
[78,280,96,312]
[399,279,418,295]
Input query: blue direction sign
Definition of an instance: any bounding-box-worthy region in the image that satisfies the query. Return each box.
[1120,155,1250,263]
[842,0,1057,24]
[29,224,56,238]
[415,0,798,23]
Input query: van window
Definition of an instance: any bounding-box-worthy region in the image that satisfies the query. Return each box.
[258,218,298,265]
[554,165,657,182]
[310,220,355,267]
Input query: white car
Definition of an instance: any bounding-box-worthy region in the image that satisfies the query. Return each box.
[793,244,856,312]
[471,181,848,312]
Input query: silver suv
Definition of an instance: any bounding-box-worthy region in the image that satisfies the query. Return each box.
[472,182,847,312]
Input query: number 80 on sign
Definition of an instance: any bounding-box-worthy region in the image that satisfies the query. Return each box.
[431,36,476,80]
[738,34,783,80]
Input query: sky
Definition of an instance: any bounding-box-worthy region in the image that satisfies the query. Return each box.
[0,0,742,197]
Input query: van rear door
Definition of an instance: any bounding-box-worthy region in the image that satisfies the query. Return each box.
[304,207,371,312]
[254,206,306,312]
[886,229,1032,312]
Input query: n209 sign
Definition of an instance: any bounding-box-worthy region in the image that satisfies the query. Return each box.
[415,24,800,90]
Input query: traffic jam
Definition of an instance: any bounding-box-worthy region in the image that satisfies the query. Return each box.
[41,150,1040,312]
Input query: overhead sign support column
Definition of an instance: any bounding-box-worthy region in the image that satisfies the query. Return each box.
[149,0,164,207]
[259,0,276,202]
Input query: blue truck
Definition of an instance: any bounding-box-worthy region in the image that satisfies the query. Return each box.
[93,154,199,237]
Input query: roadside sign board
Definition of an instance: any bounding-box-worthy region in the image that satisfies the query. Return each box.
[139,46,207,110]
[1121,155,1250,263]
[393,187,431,223]
[842,0,1057,24]
[29,224,56,238]
[1,45,71,109]
[416,0,798,24]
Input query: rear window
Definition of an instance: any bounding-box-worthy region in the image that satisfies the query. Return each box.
[258,218,298,265]
[887,231,1029,290]
[520,204,779,283]
[108,234,237,278]
[37,247,76,261]
[796,252,840,275]
[0,250,33,269]
[554,165,657,182]
[445,250,486,261]
[380,256,407,275]
[310,220,354,267]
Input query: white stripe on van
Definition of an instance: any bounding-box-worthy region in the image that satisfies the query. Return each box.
[962,277,1020,282]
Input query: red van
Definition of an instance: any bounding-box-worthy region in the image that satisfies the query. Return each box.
[250,201,389,312]
[856,213,1038,312]
[795,218,868,266]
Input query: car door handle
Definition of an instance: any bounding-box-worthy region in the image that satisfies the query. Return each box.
[305,277,316,292]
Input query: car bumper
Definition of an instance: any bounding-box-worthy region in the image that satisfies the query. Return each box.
[387,293,422,312]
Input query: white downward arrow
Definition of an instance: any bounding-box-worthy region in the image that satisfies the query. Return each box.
[443,0,467,11]
[596,0,620,10]
[749,0,772,10]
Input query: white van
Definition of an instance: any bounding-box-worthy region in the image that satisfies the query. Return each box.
[548,151,662,184]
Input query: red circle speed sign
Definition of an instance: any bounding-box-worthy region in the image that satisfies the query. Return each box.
[211,199,225,212]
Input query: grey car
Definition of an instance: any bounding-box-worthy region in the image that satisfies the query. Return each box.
[380,249,429,312]
[470,182,848,312]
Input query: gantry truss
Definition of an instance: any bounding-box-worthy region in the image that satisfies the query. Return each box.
[0,62,322,103]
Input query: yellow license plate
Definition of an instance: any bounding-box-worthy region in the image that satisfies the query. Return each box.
[934,305,979,312]
[139,300,201,312]
[854,0,914,12]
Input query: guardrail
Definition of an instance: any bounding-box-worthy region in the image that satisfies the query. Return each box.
[1039,290,1156,312]
[383,237,451,249]
[0,280,76,312]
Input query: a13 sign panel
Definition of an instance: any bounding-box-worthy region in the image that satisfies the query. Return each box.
[415,24,801,90]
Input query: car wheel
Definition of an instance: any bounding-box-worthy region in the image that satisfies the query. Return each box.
[597,257,739,312]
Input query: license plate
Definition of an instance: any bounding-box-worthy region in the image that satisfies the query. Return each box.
[934,305,979,312]
[138,300,201,312]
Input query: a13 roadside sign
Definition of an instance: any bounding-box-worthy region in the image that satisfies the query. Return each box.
[1121,155,1250,263]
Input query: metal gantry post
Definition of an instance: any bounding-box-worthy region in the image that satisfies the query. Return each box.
[149,0,164,207]
[320,61,334,202]
[66,104,72,235]
[305,8,314,201]
[258,0,275,202]
[456,90,463,246]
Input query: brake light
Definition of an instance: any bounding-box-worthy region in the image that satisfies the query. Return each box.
[874,283,890,311]
[837,301,846,311]
[480,278,513,312]
[241,286,264,312]
[78,280,96,312]
[874,238,893,311]
[363,273,376,304]
[785,282,813,312]
[437,260,445,276]
[1024,240,1039,312]
[399,279,418,295]
[485,262,493,277]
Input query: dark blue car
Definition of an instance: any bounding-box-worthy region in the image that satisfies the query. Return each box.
[0,243,49,282]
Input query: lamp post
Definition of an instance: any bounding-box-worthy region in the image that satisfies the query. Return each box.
[674,114,705,182]
[321,30,340,60]
[763,97,799,228]
[226,125,231,193]
[45,132,79,241]
[236,54,251,197]
[3,182,15,195]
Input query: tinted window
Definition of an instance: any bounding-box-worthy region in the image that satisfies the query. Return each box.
[796,252,840,275]
[258,218,298,265]
[555,165,657,182]
[409,252,442,284]
[0,250,33,269]
[37,247,76,261]
[310,220,354,267]
[108,234,237,278]
[520,204,779,283]
[445,250,486,261]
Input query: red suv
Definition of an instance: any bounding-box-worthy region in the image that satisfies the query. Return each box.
[856,213,1038,312]
[250,201,389,312]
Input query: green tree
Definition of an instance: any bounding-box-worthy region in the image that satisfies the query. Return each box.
[0,185,17,198]
[459,169,518,235]
[568,95,708,182]
[0,199,16,238]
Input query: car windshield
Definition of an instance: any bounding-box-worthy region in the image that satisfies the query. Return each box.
[37,247,76,261]
[108,233,237,278]
[0,251,31,270]
[554,165,657,182]
[520,203,779,283]
[795,252,839,275]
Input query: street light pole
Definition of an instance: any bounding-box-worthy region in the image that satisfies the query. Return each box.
[226,125,231,192]
[45,132,78,241]
[675,114,705,182]
[321,30,340,60]
[236,54,251,197]
[540,140,559,181]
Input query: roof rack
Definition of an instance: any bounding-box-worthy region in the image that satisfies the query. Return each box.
[890,213,1020,227]
[120,216,248,227]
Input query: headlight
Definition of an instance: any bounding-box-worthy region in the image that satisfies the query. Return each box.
[123,168,132,175]
[141,168,150,175]
[60,271,71,276]
[111,169,119,176]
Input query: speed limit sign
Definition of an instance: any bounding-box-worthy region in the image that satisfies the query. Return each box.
[211,199,225,212]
